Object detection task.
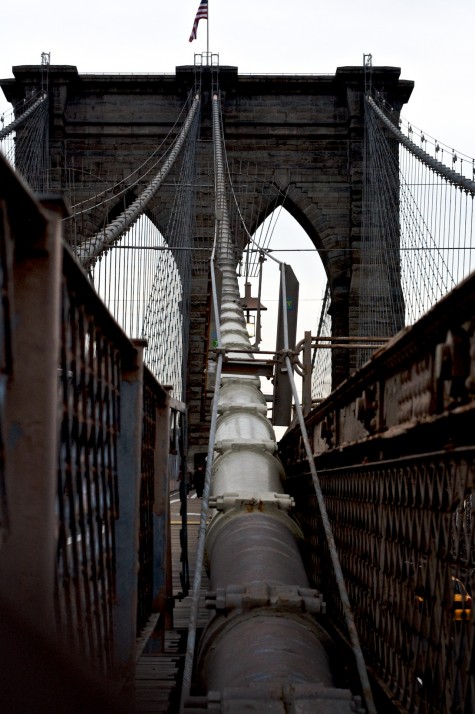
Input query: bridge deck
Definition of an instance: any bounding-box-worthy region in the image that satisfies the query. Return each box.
[134,492,209,713]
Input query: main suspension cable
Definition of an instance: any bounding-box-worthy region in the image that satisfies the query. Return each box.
[76,93,201,270]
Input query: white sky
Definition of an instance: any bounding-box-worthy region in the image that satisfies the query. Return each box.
[2,0,475,352]
[2,0,474,153]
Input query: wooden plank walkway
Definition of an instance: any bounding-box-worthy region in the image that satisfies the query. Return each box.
[134,492,209,713]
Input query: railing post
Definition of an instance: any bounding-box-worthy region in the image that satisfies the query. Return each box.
[152,387,173,628]
[0,196,63,636]
[112,340,146,682]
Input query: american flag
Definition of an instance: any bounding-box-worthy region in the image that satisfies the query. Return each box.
[189,0,208,42]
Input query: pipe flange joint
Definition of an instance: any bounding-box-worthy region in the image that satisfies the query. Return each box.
[205,583,326,615]
[213,439,277,454]
[208,492,294,514]
[184,687,364,712]
[217,403,268,417]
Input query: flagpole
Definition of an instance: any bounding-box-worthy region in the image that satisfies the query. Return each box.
[207,1,209,63]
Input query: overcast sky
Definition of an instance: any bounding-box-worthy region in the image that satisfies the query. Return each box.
[2,0,474,153]
[2,0,474,355]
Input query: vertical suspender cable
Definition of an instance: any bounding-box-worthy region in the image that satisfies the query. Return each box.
[279,266,377,714]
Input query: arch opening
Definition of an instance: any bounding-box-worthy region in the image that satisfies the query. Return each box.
[238,207,331,431]
[92,214,187,400]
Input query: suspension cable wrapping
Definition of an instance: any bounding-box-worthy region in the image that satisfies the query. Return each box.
[76,93,201,270]
[358,91,475,378]
[367,95,475,195]
[0,93,47,140]
[1,92,50,192]
[68,97,193,217]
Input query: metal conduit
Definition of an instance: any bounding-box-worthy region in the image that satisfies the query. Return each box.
[184,92,362,713]
[76,93,200,270]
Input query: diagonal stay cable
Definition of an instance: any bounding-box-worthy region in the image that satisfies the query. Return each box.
[76,93,200,270]
[279,265,377,714]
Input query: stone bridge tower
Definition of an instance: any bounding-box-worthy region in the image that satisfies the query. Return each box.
[1,63,413,448]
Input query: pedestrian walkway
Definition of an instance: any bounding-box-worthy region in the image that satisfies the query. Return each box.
[134,492,209,713]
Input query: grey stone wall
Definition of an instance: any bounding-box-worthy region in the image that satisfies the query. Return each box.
[1,63,413,449]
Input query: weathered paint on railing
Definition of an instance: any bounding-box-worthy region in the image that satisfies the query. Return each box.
[137,374,185,634]
[0,154,172,698]
[280,269,475,713]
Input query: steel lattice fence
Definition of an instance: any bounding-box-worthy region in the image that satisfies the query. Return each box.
[56,263,122,673]
[287,442,474,713]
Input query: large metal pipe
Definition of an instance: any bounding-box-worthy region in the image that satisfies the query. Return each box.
[189,92,361,712]
[198,614,333,692]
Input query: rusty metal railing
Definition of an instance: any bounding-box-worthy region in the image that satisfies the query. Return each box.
[56,249,126,672]
[280,269,475,714]
[56,253,176,676]
[0,154,173,692]
[137,370,179,634]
